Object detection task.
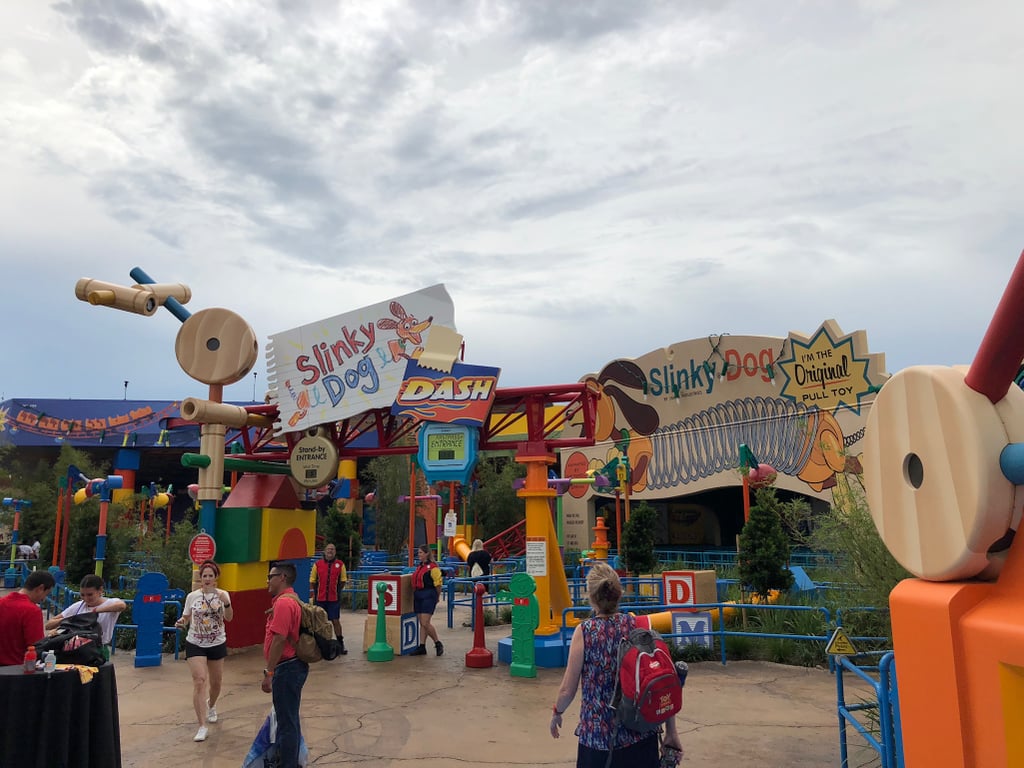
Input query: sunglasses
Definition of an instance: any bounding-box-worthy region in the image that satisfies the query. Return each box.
[267,572,284,581]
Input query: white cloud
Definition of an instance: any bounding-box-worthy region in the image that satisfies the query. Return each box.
[0,0,1022,402]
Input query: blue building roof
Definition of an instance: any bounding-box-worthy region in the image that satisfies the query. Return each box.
[0,398,216,448]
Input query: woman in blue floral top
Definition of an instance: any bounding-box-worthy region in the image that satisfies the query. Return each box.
[550,562,682,767]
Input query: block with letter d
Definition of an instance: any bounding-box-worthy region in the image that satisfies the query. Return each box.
[662,570,717,610]
[361,612,421,655]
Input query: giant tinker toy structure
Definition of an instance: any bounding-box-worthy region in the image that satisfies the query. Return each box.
[864,249,1024,766]
[75,268,598,653]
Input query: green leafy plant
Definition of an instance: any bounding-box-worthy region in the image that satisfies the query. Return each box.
[621,501,657,577]
[317,507,363,571]
[361,454,418,554]
[671,642,716,663]
[467,456,526,540]
[738,487,795,599]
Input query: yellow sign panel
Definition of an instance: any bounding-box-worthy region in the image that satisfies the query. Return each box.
[825,626,858,656]
[777,320,875,413]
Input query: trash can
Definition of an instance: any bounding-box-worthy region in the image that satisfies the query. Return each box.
[4,567,18,589]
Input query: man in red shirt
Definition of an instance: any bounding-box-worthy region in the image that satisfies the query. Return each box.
[309,543,348,654]
[0,570,55,665]
[260,562,308,768]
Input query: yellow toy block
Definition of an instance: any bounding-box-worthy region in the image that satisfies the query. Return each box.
[259,507,316,562]
[219,560,271,592]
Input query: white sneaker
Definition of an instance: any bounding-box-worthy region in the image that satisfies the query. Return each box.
[207,704,218,723]
[193,726,208,742]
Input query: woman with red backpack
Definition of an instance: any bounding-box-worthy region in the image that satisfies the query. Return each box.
[549,562,682,767]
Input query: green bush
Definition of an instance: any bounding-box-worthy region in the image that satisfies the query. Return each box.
[317,508,362,571]
[672,642,716,663]
[738,488,795,599]
[621,502,657,577]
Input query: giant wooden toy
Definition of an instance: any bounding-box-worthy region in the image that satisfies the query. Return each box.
[75,268,308,646]
[863,250,1024,767]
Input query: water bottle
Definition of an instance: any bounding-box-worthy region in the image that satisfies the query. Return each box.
[43,649,56,674]
[659,745,683,768]
[23,646,36,674]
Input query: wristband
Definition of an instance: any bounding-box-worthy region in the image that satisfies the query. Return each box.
[263,668,274,677]
[552,705,563,716]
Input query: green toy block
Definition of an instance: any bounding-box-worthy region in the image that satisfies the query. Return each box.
[214,506,262,563]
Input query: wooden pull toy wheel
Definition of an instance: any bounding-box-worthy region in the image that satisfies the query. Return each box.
[175,307,259,386]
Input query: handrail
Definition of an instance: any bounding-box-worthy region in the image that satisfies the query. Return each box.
[835,652,903,768]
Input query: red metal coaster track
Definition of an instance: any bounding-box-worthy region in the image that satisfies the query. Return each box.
[165,382,599,464]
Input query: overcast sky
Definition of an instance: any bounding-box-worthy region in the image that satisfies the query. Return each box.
[1,0,1022,404]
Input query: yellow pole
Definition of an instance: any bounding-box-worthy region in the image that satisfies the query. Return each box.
[517,447,570,635]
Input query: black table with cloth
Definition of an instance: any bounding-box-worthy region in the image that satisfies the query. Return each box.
[0,662,121,768]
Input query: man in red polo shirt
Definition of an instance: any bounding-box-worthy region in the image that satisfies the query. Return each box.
[309,543,348,654]
[260,562,307,768]
[0,570,55,665]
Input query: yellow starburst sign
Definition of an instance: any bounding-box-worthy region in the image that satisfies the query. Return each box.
[777,320,880,414]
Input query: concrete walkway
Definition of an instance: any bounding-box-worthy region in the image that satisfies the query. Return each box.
[115,608,875,767]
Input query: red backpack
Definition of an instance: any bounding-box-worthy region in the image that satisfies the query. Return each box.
[609,627,684,735]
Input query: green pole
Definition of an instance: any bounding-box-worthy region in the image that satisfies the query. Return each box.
[367,582,394,662]
[181,453,293,475]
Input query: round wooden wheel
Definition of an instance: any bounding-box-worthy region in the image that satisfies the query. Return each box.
[174,307,258,386]
[863,365,1016,581]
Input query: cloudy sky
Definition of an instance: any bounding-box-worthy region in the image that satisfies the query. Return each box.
[1,0,1022,404]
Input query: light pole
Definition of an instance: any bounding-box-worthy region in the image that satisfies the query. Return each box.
[123,380,129,400]
[252,371,257,402]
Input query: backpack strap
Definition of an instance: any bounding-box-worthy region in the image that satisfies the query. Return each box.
[604,615,635,768]
[279,592,305,647]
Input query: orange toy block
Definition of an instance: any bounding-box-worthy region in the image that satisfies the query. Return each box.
[259,507,315,562]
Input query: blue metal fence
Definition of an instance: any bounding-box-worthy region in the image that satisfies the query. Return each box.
[835,652,903,768]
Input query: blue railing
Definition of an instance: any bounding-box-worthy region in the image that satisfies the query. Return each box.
[552,600,888,669]
[446,575,516,628]
[111,595,185,660]
[652,547,838,569]
[836,652,903,768]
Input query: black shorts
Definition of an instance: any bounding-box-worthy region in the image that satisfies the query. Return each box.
[413,588,439,615]
[576,735,658,768]
[184,641,228,660]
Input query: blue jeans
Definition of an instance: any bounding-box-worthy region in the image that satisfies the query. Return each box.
[272,658,309,768]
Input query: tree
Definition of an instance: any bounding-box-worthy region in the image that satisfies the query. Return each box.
[467,456,525,540]
[0,443,111,572]
[738,487,795,599]
[621,501,657,577]
[810,474,910,636]
[317,505,362,571]
[361,454,418,554]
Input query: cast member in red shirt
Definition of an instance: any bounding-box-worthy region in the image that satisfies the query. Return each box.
[0,570,55,665]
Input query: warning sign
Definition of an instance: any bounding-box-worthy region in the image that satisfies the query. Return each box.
[525,537,547,577]
[188,533,217,565]
[825,626,858,656]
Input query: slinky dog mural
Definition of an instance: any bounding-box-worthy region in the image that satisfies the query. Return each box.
[560,320,888,551]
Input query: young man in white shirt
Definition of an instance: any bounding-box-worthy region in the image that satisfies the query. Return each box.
[45,574,127,660]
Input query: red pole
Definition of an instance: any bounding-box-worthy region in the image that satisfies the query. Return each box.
[165,502,172,544]
[743,474,751,523]
[52,486,65,567]
[138,497,147,547]
[615,490,622,552]
[408,463,417,567]
[59,487,73,570]
[465,582,493,668]
[964,249,1024,403]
